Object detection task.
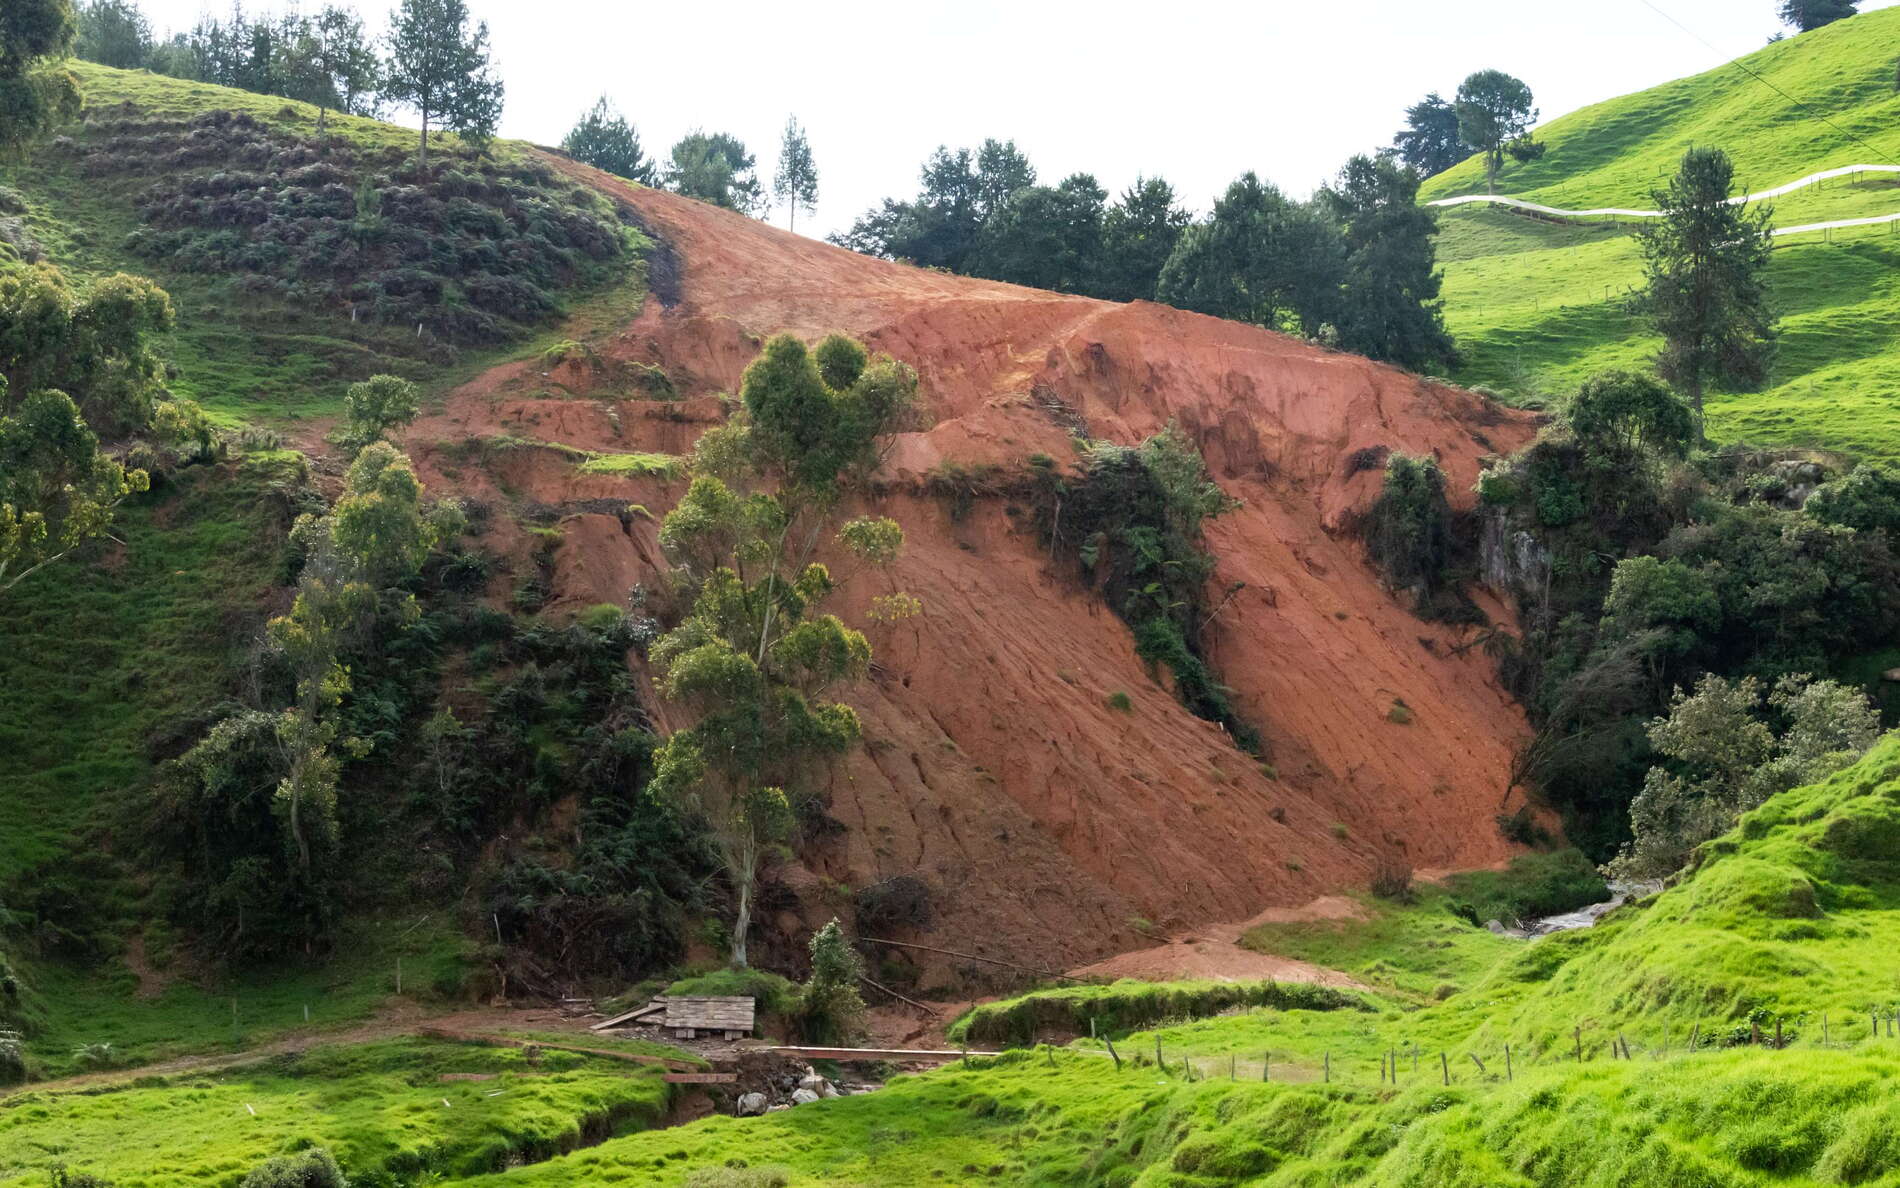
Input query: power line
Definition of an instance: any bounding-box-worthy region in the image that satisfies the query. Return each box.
[1636,0,1898,168]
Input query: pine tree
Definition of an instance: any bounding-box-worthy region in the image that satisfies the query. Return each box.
[1322,155,1453,369]
[1637,147,1776,429]
[1778,0,1856,31]
[1099,176,1189,302]
[772,116,818,232]
[561,96,651,183]
[1390,92,1466,178]
[382,0,503,171]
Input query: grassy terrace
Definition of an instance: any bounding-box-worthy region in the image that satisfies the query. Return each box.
[1425,8,1900,458]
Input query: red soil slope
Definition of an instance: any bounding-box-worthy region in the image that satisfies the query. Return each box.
[410,158,1541,977]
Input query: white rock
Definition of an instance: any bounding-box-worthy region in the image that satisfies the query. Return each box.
[735,1092,769,1117]
[791,1087,822,1106]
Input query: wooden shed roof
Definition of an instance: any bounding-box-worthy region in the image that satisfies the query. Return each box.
[662,995,755,1031]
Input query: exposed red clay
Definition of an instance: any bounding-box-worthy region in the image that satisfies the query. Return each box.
[404,154,1543,979]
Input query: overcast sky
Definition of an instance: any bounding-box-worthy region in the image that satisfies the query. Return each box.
[130,0,1898,237]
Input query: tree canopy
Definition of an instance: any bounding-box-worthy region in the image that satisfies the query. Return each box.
[1779,0,1857,30]
[1638,146,1776,426]
[971,173,1107,295]
[1156,172,1342,338]
[562,96,652,183]
[665,131,762,214]
[1390,92,1466,178]
[1321,154,1452,368]
[772,116,818,232]
[0,0,82,159]
[382,0,503,170]
[1454,70,1539,192]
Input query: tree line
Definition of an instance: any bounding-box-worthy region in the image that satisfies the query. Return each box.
[69,0,501,167]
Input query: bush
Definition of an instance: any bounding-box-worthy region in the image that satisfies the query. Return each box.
[853,875,933,933]
[237,1148,347,1188]
[948,979,1366,1047]
[799,919,867,1046]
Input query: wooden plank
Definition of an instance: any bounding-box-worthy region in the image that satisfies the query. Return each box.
[766,1045,1002,1063]
[589,1002,665,1031]
[663,1072,738,1084]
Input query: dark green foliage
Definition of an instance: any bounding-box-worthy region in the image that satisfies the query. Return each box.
[831,138,1034,274]
[1390,91,1465,177]
[798,918,866,1046]
[1365,453,1454,599]
[1780,0,1857,30]
[1807,463,1900,538]
[971,173,1106,295]
[382,0,503,169]
[73,0,149,69]
[562,96,652,183]
[1097,176,1189,303]
[664,131,761,214]
[1638,147,1776,422]
[1037,427,1257,751]
[237,1147,347,1188]
[1443,850,1607,925]
[111,113,635,347]
[0,0,81,159]
[1156,173,1343,338]
[1321,155,1452,369]
[1454,70,1539,192]
[948,979,1364,1047]
[1476,374,1900,856]
[0,262,175,434]
[1565,369,1694,459]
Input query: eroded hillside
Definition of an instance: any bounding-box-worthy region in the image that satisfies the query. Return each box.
[407,160,1542,971]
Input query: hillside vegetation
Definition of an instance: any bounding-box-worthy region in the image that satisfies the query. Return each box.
[383,739,1900,1185]
[1427,7,1900,456]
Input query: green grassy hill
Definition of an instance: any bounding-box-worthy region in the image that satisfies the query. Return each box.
[1427,8,1900,458]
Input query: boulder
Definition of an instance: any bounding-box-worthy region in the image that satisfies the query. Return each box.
[791,1087,822,1106]
[735,1092,769,1117]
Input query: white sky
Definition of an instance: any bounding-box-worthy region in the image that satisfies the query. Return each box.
[131,0,1900,237]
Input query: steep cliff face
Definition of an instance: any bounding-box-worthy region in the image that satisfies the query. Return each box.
[408,159,1544,975]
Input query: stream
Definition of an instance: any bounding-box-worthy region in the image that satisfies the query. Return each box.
[1519,880,1651,936]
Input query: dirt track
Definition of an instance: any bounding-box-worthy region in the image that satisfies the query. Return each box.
[402,155,1544,977]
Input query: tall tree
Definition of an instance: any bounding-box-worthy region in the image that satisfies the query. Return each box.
[281,6,380,132]
[382,0,503,171]
[971,173,1107,294]
[0,0,82,159]
[1390,92,1465,178]
[1637,146,1776,428]
[74,0,151,69]
[1099,175,1189,302]
[974,138,1036,223]
[1779,0,1856,30]
[561,96,651,183]
[665,131,762,213]
[650,333,918,966]
[0,387,148,595]
[1157,172,1343,338]
[1321,155,1453,369]
[772,115,819,233]
[1455,70,1539,192]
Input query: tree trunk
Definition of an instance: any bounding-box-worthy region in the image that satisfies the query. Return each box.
[790,201,796,233]
[730,861,752,967]
[418,103,430,174]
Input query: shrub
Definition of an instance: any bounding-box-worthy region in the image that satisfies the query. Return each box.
[853,875,933,933]
[1105,690,1133,713]
[948,979,1366,1047]
[237,1148,347,1188]
[798,919,867,1046]
[1371,859,1415,903]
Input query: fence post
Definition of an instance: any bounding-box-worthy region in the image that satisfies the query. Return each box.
[1324,1052,1330,1083]
[1263,1052,1270,1082]
[1156,1035,1163,1070]
[1822,1013,1829,1046]
[1469,1053,1487,1076]
[1689,1023,1699,1052]
[1441,1052,1450,1086]
[1775,1019,1783,1050]
[1103,1035,1121,1071]
[1229,1053,1236,1081]
[1505,1043,1512,1081]
[1575,1028,1583,1063]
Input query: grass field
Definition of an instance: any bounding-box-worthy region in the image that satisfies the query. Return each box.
[1425,8,1900,458]
[0,1036,677,1187]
